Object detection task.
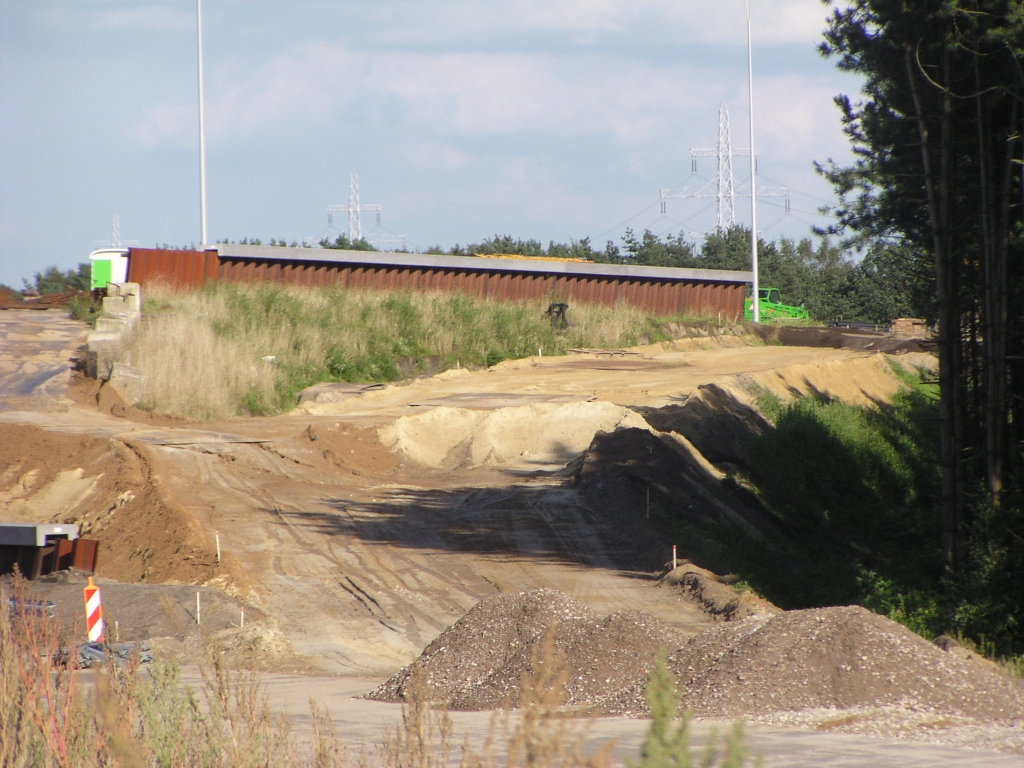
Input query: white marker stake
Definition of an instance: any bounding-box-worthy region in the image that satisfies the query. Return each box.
[215,531,221,563]
[240,606,245,628]
[115,620,120,643]
[196,591,201,626]
[672,545,677,571]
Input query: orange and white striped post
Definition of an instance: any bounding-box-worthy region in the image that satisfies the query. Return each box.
[84,576,103,642]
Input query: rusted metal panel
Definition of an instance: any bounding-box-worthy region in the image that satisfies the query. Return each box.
[127,248,206,288]
[133,248,751,319]
[71,539,98,572]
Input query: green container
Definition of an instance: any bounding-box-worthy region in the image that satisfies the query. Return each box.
[91,259,112,290]
[88,249,129,290]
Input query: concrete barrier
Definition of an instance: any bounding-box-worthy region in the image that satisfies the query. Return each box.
[85,283,147,402]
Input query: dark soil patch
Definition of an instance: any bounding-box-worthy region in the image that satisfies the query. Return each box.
[754,325,934,354]
[66,372,195,427]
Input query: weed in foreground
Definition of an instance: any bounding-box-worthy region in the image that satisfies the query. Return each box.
[629,653,758,768]
[0,573,328,767]
[4,576,754,767]
[461,624,613,768]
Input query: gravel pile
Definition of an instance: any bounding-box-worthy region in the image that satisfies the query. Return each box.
[365,589,687,710]
[603,605,1024,723]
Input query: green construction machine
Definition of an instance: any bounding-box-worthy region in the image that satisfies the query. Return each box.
[743,287,809,322]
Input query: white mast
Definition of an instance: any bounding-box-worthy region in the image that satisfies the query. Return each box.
[197,0,208,246]
[745,0,759,322]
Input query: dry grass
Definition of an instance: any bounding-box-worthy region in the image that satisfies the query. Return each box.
[122,283,680,420]
[2,577,754,767]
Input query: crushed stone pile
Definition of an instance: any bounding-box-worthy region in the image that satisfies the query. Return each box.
[365,589,687,710]
[603,605,1024,723]
[378,401,650,469]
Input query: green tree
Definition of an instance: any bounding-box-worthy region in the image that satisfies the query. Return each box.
[319,234,376,251]
[26,263,90,294]
[618,229,698,268]
[821,0,1024,562]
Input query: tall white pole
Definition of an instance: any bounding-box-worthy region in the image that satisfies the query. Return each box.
[197,0,208,246]
[745,0,759,323]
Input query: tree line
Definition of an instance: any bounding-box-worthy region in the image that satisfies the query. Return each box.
[817,0,1024,649]
[427,227,929,325]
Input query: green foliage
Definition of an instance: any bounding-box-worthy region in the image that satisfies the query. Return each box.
[467,234,545,256]
[68,294,103,326]
[817,0,1024,652]
[592,225,930,324]
[318,233,376,251]
[629,653,755,768]
[745,383,782,425]
[744,383,943,607]
[708,365,1024,654]
[617,229,698,268]
[149,283,665,417]
[26,263,90,295]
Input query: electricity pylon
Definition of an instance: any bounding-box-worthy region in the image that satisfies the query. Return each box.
[327,172,406,249]
[659,103,789,230]
[93,213,138,249]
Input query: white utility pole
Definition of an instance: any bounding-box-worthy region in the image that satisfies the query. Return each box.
[197,0,208,246]
[745,0,760,322]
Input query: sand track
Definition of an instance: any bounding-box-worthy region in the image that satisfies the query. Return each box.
[9,310,1016,760]
[0,322,934,675]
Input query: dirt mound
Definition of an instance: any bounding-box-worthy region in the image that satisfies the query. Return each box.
[365,589,687,710]
[637,354,937,470]
[378,401,650,469]
[636,383,771,468]
[571,427,783,574]
[0,423,248,590]
[754,325,934,354]
[305,422,399,476]
[661,564,781,621]
[604,606,1024,723]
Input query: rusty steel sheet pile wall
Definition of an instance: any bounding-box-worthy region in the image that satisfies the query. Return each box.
[126,246,750,318]
[126,248,218,288]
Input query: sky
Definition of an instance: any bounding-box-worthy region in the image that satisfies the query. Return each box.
[0,0,865,288]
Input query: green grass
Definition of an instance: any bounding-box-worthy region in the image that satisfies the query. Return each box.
[127,283,716,420]
[686,366,947,637]
[709,363,1024,657]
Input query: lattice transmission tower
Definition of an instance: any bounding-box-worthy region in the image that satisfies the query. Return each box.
[327,171,406,250]
[659,103,789,231]
[93,213,138,249]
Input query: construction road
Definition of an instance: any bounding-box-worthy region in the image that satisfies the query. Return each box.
[2,308,1020,767]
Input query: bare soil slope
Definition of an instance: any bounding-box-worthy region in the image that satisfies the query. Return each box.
[0,423,247,588]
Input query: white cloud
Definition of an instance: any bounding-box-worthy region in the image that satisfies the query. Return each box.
[90,6,192,33]
[131,102,195,149]
[362,0,829,48]
[134,43,728,147]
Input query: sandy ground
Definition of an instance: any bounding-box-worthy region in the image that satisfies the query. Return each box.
[175,672,1024,768]
[4,308,1020,765]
